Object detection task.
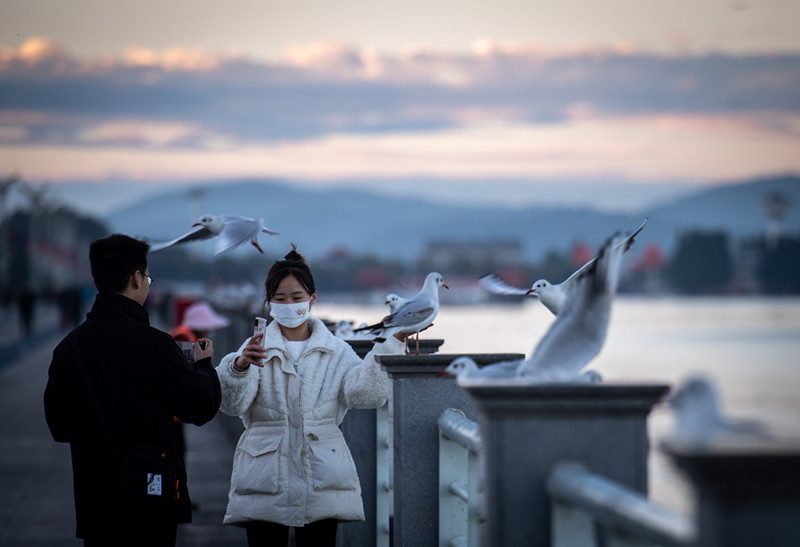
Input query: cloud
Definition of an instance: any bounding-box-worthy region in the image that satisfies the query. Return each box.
[0,37,798,183]
[4,114,798,184]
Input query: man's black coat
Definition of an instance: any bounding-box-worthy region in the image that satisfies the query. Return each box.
[44,292,222,539]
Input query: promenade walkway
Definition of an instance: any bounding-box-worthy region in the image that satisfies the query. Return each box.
[0,307,246,546]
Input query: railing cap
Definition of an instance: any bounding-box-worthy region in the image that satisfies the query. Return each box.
[377,353,524,377]
[459,382,670,414]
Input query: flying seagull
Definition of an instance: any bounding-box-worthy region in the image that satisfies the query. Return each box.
[149,214,279,255]
[446,232,625,385]
[478,218,647,316]
[355,272,449,353]
[515,232,625,382]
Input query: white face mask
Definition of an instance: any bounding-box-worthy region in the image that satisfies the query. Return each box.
[269,300,311,328]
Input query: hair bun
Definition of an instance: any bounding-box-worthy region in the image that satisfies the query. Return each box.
[283,243,306,263]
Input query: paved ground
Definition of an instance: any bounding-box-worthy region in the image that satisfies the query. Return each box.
[0,306,247,546]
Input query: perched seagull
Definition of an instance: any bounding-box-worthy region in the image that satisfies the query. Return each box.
[441,355,522,383]
[149,214,279,256]
[333,320,356,339]
[385,293,409,314]
[354,272,449,353]
[442,356,601,386]
[664,375,770,446]
[478,218,648,316]
[515,233,625,382]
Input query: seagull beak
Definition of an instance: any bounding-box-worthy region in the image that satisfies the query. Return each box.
[192,222,201,227]
[525,289,535,295]
[438,370,451,377]
[442,283,450,290]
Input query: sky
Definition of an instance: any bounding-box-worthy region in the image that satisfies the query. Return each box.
[1,0,799,212]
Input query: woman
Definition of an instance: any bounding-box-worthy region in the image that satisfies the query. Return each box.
[216,246,407,546]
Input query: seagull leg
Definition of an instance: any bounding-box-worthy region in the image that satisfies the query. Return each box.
[251,239,265,254]
[413,323,433,355]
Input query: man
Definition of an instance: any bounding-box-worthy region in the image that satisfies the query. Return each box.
[44,234,222,546]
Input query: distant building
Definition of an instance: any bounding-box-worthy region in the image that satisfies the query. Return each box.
[3,209,107,292]
[421,240,523,271]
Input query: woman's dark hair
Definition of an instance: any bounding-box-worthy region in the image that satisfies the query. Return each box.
[265,244,316,302]
[89,234,150,293]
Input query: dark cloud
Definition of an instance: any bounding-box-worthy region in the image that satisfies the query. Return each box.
[1,42,799,148]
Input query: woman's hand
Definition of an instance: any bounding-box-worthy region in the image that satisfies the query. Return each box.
[194,338,213,361]
[233,333,266,371]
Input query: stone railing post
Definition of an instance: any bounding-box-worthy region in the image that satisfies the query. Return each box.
[337,339,443,547]
[460,382,668,547]
[662,441,800,547]
[377,352,524,547]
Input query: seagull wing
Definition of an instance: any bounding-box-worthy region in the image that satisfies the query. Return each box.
[149,225,215,252]
[386,297,436,330]
[520,234,624,381]
[560,218,647,290]
[478,273,529,296]
[560,257,597,288]
[260,226,280,237]
[214,217,259,255]
[617,218,648,254]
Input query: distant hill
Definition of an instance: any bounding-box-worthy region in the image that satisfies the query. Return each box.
[107,175,800,263]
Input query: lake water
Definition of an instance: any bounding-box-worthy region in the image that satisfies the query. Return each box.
[315,296,800,515]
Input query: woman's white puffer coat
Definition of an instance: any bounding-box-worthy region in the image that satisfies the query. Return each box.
[216,317,404,527]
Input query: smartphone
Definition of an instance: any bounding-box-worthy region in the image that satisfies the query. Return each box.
[177,341,196,361]
[253,317,267,365]
[254,317,267,339]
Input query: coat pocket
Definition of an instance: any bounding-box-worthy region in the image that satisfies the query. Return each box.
[233,434,282,495]
[307,434,358,491]
[119,445,175,503]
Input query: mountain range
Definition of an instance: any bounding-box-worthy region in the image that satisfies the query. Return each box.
[106,174,800,263]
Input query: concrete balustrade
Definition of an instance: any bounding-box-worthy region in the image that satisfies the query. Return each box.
[337,338,444,547]
[663,440,800,547]
[376,352,524,547]
[459,381,669,547]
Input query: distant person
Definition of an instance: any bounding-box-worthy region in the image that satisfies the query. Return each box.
[17,285,35,338]
[44,234,222,547]
[170,300,231,344]
[216,245,408,547]
[170,301,230,467]
[57,286,84,331]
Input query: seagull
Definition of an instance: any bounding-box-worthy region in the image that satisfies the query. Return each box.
[441,355,522,383]
[333,320,356,339]
[385,293,409,314]
[445,234,625,385]
[478,218,647,316]
[442,356,602,386]
[149,214,279,255]
[664,375,770,446]
[354,272,449,353]
[515,232,624,382]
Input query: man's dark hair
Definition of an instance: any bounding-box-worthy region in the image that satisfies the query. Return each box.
[89,234,150,293]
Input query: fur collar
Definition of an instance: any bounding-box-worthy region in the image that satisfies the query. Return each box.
[264,316,334,364]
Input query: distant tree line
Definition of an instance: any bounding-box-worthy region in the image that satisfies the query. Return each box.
[3,209,799,297]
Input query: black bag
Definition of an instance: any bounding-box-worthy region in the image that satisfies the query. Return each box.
[119,445,177,503]
[71,334,179,503]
